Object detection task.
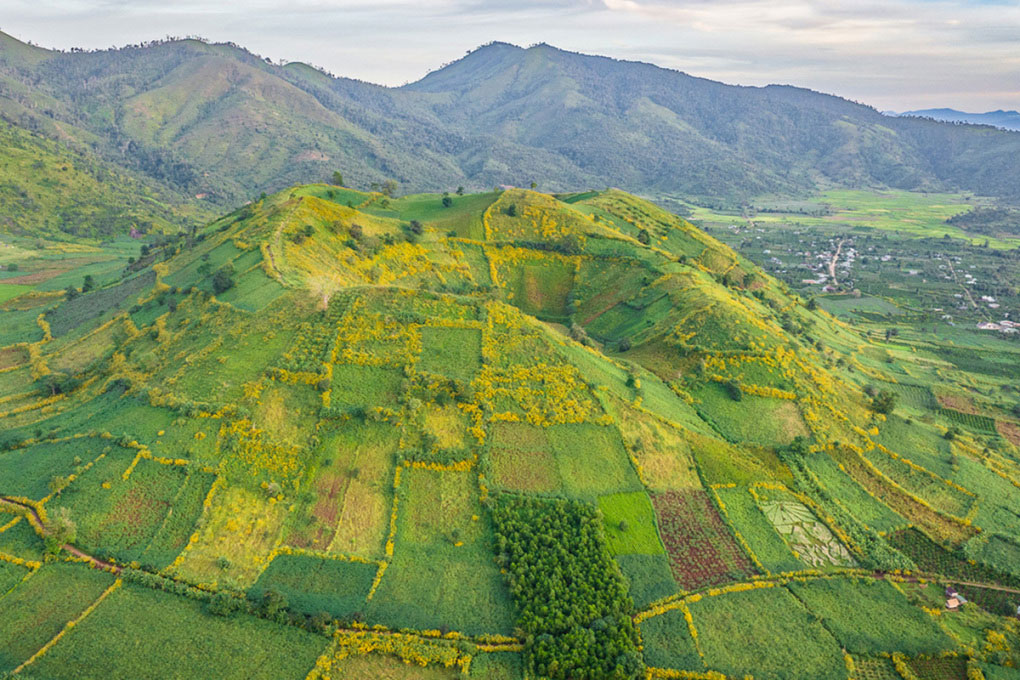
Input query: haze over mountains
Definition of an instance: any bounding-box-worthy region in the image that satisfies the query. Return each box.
[893,109,1020,133]
[1,31,1019,239]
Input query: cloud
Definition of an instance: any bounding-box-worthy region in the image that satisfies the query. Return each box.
[0,0,1016,110]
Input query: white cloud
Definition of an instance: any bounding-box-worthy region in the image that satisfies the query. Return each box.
[0,0,1017,110]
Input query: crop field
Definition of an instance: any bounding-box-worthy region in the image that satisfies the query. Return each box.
[2,181,1020,679]
[366,468,514,635]
[30,583,326,679]
[249,553,377,618]
[788,578,953,655]
[0,562,116,673]
[688,585,845,680]
[713,486,802,573]
[651,489,755,589]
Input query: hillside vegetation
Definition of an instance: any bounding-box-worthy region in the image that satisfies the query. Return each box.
[1,33,1019,212]
[1,185,1019,678]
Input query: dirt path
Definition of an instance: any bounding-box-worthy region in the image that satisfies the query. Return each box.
[828,238,845,285]
[0,496,120,573]
[946,258,978,309]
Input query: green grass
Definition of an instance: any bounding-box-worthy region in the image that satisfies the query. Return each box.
[547,424,643,500]
[597,491,664,555]
[31,583,325,680]
[0,562,116,673]
[0,438,114,500]
[329,365,404,412]
[249,554,376,618]
[615,553,676,610]
[692,382,808,446]
[417,326,482,382]
[640,608,702,671]
[0,283,31,304]
[689,586,844,680]
[367,469,514,635]
[0,560,30,597]
[788,578,953,655]
[0,516,44,562]
[714,486,802,573]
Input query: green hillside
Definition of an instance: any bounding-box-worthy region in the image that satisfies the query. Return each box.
[2,32,1020,208]
[0,120,206,239]
[1,186,1019,679]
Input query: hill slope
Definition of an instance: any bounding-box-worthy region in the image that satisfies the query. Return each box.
[2,33,1019,210]
[897,108,1020,132]
[1,186,1019,678]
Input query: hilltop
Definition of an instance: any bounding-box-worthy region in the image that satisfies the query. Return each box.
[1,185,1019,678]
[1,32,1020,220]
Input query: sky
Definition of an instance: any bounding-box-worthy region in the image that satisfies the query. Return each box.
[1,0,1018,111]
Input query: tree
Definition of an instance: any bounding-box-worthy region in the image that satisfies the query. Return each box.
[442,195,453,208]
[45,506,76,554]
[381,179,398,197]
[456,186,465,195]
[637,228,651,245]
[530,181,537,189]
[723,379,743,401]
[331,170,344,186]
[6,263,17,272]
[212,265,235,294]
[409,220,424,235]
[506,204,518,217]
[869,390,897,414]
[81,274,95,293]
[349,223,363,240]
[49,475,71,496]
[64,285,80,300]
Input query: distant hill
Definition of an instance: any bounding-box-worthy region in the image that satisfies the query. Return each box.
[1,33,1020,216]
[895,108,1020,132]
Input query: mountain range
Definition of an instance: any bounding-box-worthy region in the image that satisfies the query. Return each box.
[894,108,1020,132]
[1,32,1020,241]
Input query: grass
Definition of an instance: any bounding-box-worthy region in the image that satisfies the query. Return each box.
[330,365,404,411]
[31,583,325,680]
[0,560,30,597]
[0,562,116,673]
[546,423,642,500]
[0,517,44,562]
[689,585,845,680]
[0,438,113,500]
[0,283,31,304]
[249,553,376,618]
[367,468,514,635]
[692,382,809,446]
[597,491,664,555]
[417,327,482,382]
[640,607,702,671]
[487,423,561,494]
[787,578,953,655]
[714,486,802,573]
[615,553,677,609]
[803,452,906,533]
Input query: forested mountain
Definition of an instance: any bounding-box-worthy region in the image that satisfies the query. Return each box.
[1,31,1019,237]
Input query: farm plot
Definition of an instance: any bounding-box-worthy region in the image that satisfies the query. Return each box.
[651,489,756,590]
[803,452,906,533]
[366,469,513,635]
[500,255,575,320]
[547,423,643,500]
[487,422,560,494]
[714,486,802,573]
[324,421,400,559]
[832,447,975,545]
[639,607,703,671]
[30,583,325,680]
[329,365,404,413]
[692,382,809,447]
[0,562,116,673]
[787,578,953,655]
[249,553,376,618]
[862,448,974,518]
[0,517,43,562]
[60,457,195,567]
[0,438,113,500]
[417,326,482,382]
[598,491,664,556]
[688,585,845,680]
[0,560,30,597]
[755,491,856,568]
[887,528,1020,615]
